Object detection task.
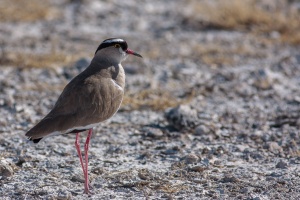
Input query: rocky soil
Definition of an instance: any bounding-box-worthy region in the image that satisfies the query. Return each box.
[0,0,300,199]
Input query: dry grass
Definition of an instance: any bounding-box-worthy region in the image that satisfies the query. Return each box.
[0,51,76,69]
[190,0,271,30]
[187,0,300,44]
[122,88,195,111]
[191,39,267,66]
[0,0,61,22]
[193,44,243,66]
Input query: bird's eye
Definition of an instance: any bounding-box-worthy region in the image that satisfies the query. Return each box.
[114,44,121,48]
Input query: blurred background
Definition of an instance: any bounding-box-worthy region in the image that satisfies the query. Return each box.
[1,0,299,60]
[0,0,299,111]
[0,0,300,88]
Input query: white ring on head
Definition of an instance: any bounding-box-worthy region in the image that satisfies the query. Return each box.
[103,39,124,44]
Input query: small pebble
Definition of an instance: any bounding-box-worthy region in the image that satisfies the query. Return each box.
[57,189,72,200]
[165,105,199,130]
[194,125,210,136]
[70,174,84,183]
[91,166,104,175]
[0,159,14,180]
[267,142,283,154]
[182,154,199,164]
[221,175,239,183]
[189,165,207,172]
[143,127,164,138]
[276,160,288,169]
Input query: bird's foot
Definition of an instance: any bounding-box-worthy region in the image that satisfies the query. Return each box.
[83,184,94,195]
[83,189,94,196]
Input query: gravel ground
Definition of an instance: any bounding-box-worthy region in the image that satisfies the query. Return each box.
[1,0,300,199]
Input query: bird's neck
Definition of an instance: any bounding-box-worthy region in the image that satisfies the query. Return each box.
[114,64,126,89]
[90,55,118,68]
[86,57,126,89]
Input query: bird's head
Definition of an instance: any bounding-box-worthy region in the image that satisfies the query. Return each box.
[94,38,142,64]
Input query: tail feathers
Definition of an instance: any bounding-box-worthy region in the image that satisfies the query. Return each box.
[25,126,49,143]
[25,115,90,143]
[25,117,62,142]
[27,137,43,143]
[25,127,59,144]
[26,127,45,143]
[33,138,42,143]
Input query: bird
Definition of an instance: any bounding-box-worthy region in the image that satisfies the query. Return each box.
[25,38,142,194]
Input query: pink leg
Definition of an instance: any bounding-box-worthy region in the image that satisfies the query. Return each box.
[84,129,93,194]
[75,133,86,181]
[75,130,93,194]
